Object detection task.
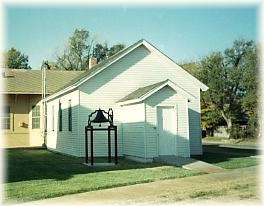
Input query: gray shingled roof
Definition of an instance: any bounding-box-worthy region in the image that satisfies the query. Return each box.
[1,69,85,94]
[1,40,144,95]
[117,80,168,103]
[2,39,208,97]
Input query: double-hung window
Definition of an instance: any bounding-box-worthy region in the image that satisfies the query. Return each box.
[32,105,40,129]
[68,100,72,131]
[59,102,62,131]
[1,106,10,129]
[52,105,55,131]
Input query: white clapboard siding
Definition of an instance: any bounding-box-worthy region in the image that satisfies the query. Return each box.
[46,44,203,157]
[46,90,80,156]
[121,103,145,158]
[76,102,123,157]
[145,86,190,158]
[188,91,203,155]
[78,45,201,156]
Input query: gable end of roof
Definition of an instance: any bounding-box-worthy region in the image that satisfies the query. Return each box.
[46,39,208,101]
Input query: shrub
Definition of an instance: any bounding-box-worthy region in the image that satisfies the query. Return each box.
[229,124,247,139]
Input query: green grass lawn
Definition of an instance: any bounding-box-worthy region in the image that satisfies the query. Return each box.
[202,136,258,147]
[4,144,259,202]
[4,148,199,202]
[196,144,259,169]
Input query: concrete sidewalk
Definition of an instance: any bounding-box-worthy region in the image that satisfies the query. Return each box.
[16,166,259,206]
[154,156,225,173]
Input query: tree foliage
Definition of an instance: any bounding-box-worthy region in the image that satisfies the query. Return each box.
[92,43,125,63]
[54,29,94,70]
[4,47,31,69]
[108,44,125,57]
[197,39,258,138]
[180,62,200,79]
[182,62,225,132]
[53,29,125,70]
[92,43,108,63]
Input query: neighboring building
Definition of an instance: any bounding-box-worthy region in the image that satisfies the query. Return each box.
[1,69,84,148]
[45,39,208,162]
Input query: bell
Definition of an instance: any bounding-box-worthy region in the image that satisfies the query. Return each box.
[91,109,109,126]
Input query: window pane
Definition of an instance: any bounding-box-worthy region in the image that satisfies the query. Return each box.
[32,105,40,129]
[59,102,62,131]
[2,118,10,129]
[1,106,10,118]
[32,106,36,116]
[1,106,10,129]
[68,100,72,131]
[4,106,10,116]
[32,105,40,117]
[32,118,40,129]
[52,105,54,131]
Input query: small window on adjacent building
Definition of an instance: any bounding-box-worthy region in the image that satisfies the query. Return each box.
[68,100,72,131]
[1,106,10,129]
[59,101,62,131]
[52,105,54,131]
[32,105,40,129]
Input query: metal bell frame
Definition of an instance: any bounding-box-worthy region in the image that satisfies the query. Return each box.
[85,108,118,166]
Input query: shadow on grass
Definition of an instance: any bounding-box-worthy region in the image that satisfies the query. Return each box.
[6,144,259,183]
[193,144,259,164]
[5,148,164,183]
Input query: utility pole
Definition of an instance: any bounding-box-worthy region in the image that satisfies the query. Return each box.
[41,61,49,147]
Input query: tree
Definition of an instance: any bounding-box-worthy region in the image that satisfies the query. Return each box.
[200,100,225,134]
[53,29,126,70]
[198,39,257,137]
[181,62,225,133]
[108,44,125,57]
[92,43,108,63]
[180,62,200,78]
[4,47,31,69]
[92,43,125,64]
[55,29,94,70]
[240,44,258,138]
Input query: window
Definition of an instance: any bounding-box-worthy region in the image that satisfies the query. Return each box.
[52,105,54,131]
[68,100,72,131]
[59,101,62,131]
[1,106,10,129]
[32,105,40,129]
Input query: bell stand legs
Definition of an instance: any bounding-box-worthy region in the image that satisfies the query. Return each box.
[84,125,117,166]
[108,126,111,163]
[85,126,88,164]
[114,126,118,165]
[90,126,94,166]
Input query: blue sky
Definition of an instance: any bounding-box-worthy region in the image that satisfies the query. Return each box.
[5,5,258,69]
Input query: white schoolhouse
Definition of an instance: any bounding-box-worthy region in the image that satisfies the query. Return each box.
[45,39,208,162]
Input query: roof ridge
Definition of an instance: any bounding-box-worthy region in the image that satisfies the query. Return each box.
[51,39,147,94]
[89,39,144,70]
[46,38,208,101]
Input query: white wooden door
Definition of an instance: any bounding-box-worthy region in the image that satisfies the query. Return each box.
[157,106,177,155]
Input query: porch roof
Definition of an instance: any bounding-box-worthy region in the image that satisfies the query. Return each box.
[117,79,196,106]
